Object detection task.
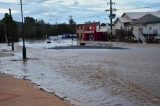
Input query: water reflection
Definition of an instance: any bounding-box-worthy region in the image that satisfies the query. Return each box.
[21,60,28,73]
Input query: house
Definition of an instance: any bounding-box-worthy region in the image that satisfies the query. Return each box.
[114,17,132,30]
[132,14,160,43]
[114,11,160,30]
[76,24,84,41]
[114,11,160,43]
[83,22,100,41]
[76,22,109,41]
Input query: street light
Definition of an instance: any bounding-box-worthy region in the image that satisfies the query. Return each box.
[20,0,27,60]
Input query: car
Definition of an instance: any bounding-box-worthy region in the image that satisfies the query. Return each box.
[47,40,51,43]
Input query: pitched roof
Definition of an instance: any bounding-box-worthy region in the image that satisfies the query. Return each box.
[122,11,160,20]
[119,17,131,23]
[133,14,160,24]
[152,11,160,17]
[114,17,131,24]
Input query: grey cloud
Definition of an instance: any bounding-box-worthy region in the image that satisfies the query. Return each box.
[73,1,79,6]
[1,0,159,24]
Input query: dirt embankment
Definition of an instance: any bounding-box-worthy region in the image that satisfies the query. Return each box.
[0,74,73,106]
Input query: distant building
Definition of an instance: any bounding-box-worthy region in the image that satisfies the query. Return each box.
[114,11,160,43]
[132,14,160,43]
[76,24,85,41]
[114,11,160,30]
[114,17,131,30]
[83,22,100,41]
[76,22,109,41]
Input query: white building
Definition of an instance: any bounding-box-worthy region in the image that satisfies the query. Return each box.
[132,14,160,43]
[114,11,160,30]
[96,24,110,33]
[114,17,131,30]
[114,11,160,43]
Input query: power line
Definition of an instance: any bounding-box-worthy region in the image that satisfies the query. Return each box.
[117,4,160,11]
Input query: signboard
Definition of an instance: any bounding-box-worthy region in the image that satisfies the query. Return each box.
[109,14,116,19]
[108,24,114,26]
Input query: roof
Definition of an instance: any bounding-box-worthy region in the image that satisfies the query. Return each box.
[152,11,160,17]
[77,22,100,26]
[85,22,100,26]
[122,11,160,20]
[133,14,160,24]
[115,17,131,24]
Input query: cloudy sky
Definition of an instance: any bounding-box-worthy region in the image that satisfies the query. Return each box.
[0,0,160,24]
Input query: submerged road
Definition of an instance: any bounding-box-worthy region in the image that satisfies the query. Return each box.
[0,43,160,106]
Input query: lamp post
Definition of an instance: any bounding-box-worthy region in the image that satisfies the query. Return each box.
[20,0,27,60]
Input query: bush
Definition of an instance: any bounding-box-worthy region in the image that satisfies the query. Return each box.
[115,29,134,42]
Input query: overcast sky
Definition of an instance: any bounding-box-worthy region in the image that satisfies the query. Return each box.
[0,0,160,24]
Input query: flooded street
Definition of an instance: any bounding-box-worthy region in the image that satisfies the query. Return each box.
[0,42,160,106]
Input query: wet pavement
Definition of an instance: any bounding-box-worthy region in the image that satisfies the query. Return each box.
[0,42,160,106]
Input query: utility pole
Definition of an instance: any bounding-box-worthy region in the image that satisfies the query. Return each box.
[20,0,27,60]
[4,23,8,43]
[9,8,14,51]
[110,0,113,37]
[70,15,74,45]
[9,8,11,16]
[105,0,116,40]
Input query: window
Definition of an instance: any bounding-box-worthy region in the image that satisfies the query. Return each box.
[139,27,143,31]
[153,29,158,34]
[81,25,83,29]
[81,33,83,37]
[81,33,83,39]
[149,26,152,30]
[77,33,79,37]
[77,26,79,30]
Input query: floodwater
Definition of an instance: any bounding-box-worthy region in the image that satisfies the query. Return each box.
[0,42,160,106]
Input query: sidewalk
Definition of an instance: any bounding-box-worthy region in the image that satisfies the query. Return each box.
[0,74,72,106]
[81,41,160,48]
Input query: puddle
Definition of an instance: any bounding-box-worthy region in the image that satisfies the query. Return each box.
[0,52,14,57]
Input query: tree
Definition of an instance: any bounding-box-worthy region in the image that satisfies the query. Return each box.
[2,13,19,42]
[24,17,36,24]
[68,16,76,34]
[0,20,6,42]
[69,16,76,25]
[115,29,134,42]
[24,17,45,39]
[21,16,77,39]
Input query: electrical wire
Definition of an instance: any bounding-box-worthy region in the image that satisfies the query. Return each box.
[117,4,160,10]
